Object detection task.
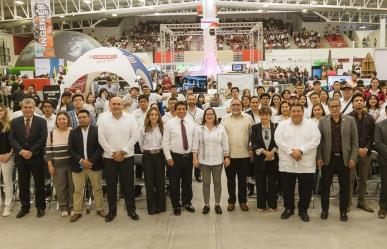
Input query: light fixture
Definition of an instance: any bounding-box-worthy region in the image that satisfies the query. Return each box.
[112,13,118,17]
[15,0,24,5]
[59,15,65,18]
[16,15,23,19]
[302,9,308,13]
[360,26,366,29]
[100,7,106,11]
[83,0,91,4]
[155,12,160,15]
[263,3,269,8]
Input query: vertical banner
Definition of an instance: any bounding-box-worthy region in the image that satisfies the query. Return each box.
[31,0,55,58]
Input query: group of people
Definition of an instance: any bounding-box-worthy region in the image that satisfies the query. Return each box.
[1,75,387,225]
[294,29,321,48]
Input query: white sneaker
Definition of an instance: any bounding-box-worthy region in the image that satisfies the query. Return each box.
[2,206,11,217]
[61,211,69,217]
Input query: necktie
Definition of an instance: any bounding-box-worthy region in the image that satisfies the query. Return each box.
[181,119,188,150]
[25,118,31,139]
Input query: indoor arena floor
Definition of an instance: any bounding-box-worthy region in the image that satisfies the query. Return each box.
[1,175,387,249]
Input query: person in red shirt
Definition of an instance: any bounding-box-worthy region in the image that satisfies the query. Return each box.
[161,75,172,93]
[364,78,385,105]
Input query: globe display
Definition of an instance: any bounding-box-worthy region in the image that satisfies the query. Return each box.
[15,30,102,67]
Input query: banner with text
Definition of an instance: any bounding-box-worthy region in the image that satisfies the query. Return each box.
[31,0,55,57]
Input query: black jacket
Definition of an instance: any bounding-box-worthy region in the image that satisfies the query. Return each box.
[68,125,103,172]
[9,115,47,163]
[250,122,279,171]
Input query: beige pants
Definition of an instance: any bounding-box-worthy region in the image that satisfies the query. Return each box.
[72,169,104,214]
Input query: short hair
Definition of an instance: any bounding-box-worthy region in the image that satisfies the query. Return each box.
[175,101,187,109]
[290,103,304,112]
[170,85,176,89]
[256,86,265,91]
[21,97,36,107]
[138,94,149,102]
[259,106,272,116]
[260,93,270,99]
[351,93,364,103]
[231,87,239,92]
[250,96,259,102]
[130,87,139,93]
[77,109,90,117]
[72,94,84,102]
[61,91,72,98]
[168,97,178,103]
[328,98,341,107]
[313,80,321,85]
[309,92,320,99]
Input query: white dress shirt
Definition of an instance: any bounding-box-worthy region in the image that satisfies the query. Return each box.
[192,124,229,166]
[81,125,89,160]
[132,108,148,127]
[123,94,138,113]
[138,126,163,151]
[340,98,353,115]
[41,113,57,133]
[274,118,321,174]
[98,112,138,158]
[186,107,204,125]
[162,116,196,160]
[162,112,175,125]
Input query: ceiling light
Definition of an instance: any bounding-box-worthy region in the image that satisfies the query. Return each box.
[83,0,91,4]
[15,0,24,5]
[59,15,65,18]
[302,9,308,13]
[112,13,118,17]
[100,7,106,11]
[263,3,269,8]
[155,12,160,15]
[360,26,366,29]
[16,15,23,19]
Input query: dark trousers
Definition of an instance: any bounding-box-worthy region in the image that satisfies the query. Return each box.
[194,167,201,179]
[380,164,387,210]
[142,152,166,213]
[225,158,249,204]
[17,157,46,210]
[255,163,278,209]
[134,142,143,179]
[281,172,314,212]
[104,157,135,213]
[170,153,193,209]
[320,154,350,213]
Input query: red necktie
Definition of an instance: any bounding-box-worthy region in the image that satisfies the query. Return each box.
[181,119,188,150]
[25,118,31,139]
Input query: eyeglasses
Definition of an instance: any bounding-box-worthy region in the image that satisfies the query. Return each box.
[330,105,340,109]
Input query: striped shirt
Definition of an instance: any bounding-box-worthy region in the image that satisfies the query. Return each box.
[46,128,72,168]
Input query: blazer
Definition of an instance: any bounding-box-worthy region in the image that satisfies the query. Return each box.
[68,125,103,172]
[317,114,358,166]
[9,115,48,163]
[246,110,258,123]
[250,122,278,171]
[374,119,387,166]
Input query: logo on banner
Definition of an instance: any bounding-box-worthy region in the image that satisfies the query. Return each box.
[69,75,87,93]
[31,0,55,58]
[89,54,118,63]
[127,55,137,64]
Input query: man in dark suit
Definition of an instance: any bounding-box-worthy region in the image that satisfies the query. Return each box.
[317,98,358,222]
[9,98,48,218]
[68,109,106,222]
[375,105,387,219]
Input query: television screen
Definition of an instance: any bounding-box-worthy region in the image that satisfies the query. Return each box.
[311,66,322,80]
[232,64,244,72]
[327,75,352,88]
[175,75,208,93]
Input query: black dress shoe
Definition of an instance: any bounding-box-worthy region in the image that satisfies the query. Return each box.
[280,209,294,219]
[37,209,45,218]
[184,205,195,213]
[215,205,222,214]
[195,176,202,182]
[173,208,181,216]
[320,210,329,220]
[202,205,210,214]
[16,209,29,219]
[298,211,310,222]
[128,211,139,220]
[105,212,116,222]
[340,212,348,222]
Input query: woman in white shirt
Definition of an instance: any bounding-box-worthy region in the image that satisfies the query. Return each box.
[310,103,326,125]
[270,94,281,117]
[193,107,230,215]
[138,108,166,215]
[272,101,290,123]
[319,90,330,115]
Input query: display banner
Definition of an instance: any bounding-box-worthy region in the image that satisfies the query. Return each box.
[31,0,55,57]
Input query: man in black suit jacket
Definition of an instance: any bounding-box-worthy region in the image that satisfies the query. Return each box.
[9,98,47,218]
[67,109,106,222]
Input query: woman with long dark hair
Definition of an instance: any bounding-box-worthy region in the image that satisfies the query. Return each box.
[138,108,166,215]
[366,94,382,122]
[193,107,229,215]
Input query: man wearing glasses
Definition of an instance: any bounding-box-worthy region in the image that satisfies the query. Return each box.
[221,99,254,212]
[40,100,56,133]
[317,98,358,222]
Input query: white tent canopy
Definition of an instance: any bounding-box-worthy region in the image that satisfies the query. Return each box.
[62,47,152,92]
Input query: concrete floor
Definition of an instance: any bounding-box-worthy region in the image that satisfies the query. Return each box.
[1,177,387,249]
